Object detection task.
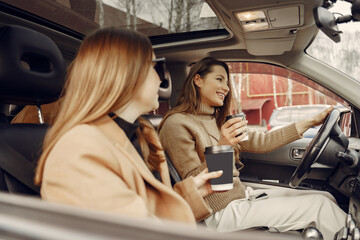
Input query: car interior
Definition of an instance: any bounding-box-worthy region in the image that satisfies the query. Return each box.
[0,0,360,239]
[0,25,65,195]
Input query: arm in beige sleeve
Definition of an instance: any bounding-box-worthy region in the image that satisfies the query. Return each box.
[159,116,207,179]
[173,176,212,221]
[295,106,333,135]
[240,107,334,153]
[240,123,301,153]
[295,119,316,136]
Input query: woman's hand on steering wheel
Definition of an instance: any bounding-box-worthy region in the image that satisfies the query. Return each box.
[295,106,334,135]
[289,107,342,188]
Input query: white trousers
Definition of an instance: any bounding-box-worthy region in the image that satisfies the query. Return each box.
[204,187,346,240]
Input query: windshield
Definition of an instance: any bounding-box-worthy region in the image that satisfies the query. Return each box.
[307,1,360,82]
[3,0,224,37]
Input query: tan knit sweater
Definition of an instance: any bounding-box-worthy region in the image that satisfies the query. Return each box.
[159,104,301,214]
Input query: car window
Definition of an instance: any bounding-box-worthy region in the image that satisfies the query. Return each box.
[3,0,224,37]
[275,109,292,123]
[307,1,360,82]
[291,107,326,122]
[226,62,351,136]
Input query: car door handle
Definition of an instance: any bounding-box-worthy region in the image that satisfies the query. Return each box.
[291,147,305,160]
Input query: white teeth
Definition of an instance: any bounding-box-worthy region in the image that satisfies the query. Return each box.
[217,93,225,98]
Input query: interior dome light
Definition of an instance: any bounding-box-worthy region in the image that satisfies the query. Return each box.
[236,11,269,31]
[237,11,266,21]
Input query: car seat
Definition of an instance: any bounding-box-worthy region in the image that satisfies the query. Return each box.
[0,25,65,195]
[140,69,181,185]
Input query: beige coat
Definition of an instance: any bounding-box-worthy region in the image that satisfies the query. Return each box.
[41,115,211,224]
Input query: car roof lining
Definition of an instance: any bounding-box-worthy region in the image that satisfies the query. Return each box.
[2,0,359,110]
[1,0,323,68]
[155,0,323,65]
[0,10,81,63]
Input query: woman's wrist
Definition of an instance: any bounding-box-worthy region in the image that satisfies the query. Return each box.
[295,118,316,135]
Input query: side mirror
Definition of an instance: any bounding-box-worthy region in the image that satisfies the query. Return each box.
[313,7,342,43]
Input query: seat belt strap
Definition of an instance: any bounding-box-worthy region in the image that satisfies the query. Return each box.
[0,141,40,193]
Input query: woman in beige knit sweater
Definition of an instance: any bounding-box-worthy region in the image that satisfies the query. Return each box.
[158,57,346,240]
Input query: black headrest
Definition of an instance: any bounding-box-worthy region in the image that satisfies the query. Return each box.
[0,25,65,105]
[158,70,172,101]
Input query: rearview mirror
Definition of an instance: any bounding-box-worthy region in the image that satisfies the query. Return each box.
[313,7,342,43]
[352,0,360,21]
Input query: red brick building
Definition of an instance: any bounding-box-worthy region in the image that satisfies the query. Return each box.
[227,62,337,125]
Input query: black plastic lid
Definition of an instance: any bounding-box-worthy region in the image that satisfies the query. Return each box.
[225,113,246,122]
[204,145,233,154]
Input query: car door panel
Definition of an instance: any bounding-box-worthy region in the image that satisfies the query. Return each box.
[239,138,335,185]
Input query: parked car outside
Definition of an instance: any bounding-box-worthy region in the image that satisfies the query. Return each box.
[267,104,330,137]
[267,104,348,138]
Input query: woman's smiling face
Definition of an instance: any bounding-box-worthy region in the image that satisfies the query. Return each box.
[194,65,229,108]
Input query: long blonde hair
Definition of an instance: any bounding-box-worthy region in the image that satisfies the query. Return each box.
[35,28,165,184]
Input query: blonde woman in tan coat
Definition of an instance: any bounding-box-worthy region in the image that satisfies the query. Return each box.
[158,57,346,239]
[35,28,223,224]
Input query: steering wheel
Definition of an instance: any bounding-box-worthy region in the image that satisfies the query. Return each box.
[289,109,341,188]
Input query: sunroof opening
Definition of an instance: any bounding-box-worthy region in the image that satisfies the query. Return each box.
[4,0,225,38]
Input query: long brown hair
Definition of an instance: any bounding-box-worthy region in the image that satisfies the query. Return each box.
[35,28,164,184]
[159,57,231,130]
[158,57,243,166]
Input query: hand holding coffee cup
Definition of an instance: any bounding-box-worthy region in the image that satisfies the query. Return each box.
[226,113,249,141]
[218,113,249,146]
[205,145,234,191]
[193,168,223,197]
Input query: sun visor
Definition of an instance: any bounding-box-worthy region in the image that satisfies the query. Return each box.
[236,4,304,56]
[245,36,295,56]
